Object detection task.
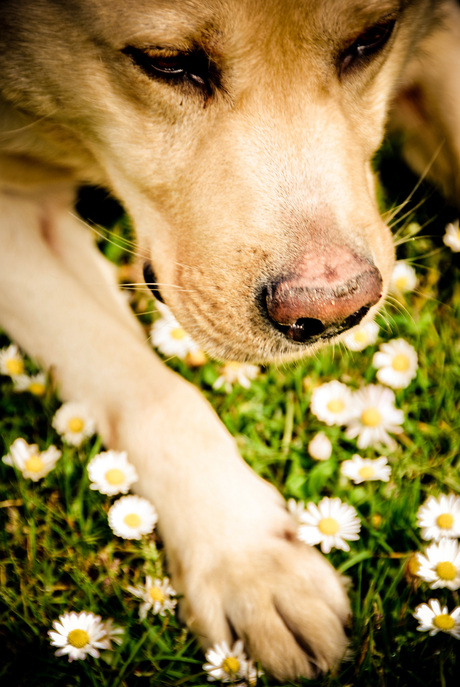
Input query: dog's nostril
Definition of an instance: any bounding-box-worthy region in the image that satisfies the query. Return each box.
[286,317,326,342]
[143,261,164,303]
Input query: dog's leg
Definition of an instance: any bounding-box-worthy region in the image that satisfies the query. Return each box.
[0,186,349,680]
[389,0,460,205]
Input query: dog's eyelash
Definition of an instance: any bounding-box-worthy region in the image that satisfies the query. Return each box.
[122,46,213,92]
[339,18,397,74]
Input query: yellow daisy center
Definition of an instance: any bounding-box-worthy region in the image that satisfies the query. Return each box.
[222,657,240,675]
[371,514,383,529]
[149,587,165,604]
[394,276,408,291]
[327,398,345,414]
[433,614,455,631]
[6,358,24,375]
[29,382,46,396]
[105,468,125,485]
[68,417,84,434]
[170,327,187,340]
[391,354,410,372]
[358,466,375,480]
[318,517,340,535]
[437,513,454,529]
[67,628,90,648]
[406,554,420,577]
[24,454,44,473]
[124,513,141,528]
[436,561,457,581]
[361,407,382,427]
[353,330,368,344]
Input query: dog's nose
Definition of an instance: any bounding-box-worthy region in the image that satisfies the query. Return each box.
[265,248,383,343]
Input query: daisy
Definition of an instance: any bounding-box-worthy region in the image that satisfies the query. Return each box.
[297,497,361,554]
[52,401,96,446]
[213,361,260,392]
[310,380,355,426]
[203,639,259,684]
[127,576,177,619]
[308,432,332,461]
[48,611,110,662]
[416,493,460,541]
[0,343,25,377]
[372,338,418,389]
[287,498,307,525]
[416,539,460,590]
[12,372,47,396]
[150,303,199,359]
[2,437,61,481]
[443,219,460,253]
[413,599,460,639]
[344,384,404,449]
[340,454,391,484]
[389,261,417,294]
[101,619,124,647]
[343,320,379,352]
[108,494,158,540]
[87,450,138,495]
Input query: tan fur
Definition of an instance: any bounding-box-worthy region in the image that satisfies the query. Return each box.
[0,0,458,680]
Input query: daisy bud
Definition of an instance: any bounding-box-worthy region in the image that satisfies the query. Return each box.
[308,432,332,461]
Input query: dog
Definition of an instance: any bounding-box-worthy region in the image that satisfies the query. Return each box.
[1,0,459,680]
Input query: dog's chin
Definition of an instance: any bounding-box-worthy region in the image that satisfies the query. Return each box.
[183,324,329,365]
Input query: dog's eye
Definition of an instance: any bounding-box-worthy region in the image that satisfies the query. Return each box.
[123,46,210,90]
[340,19,396,74]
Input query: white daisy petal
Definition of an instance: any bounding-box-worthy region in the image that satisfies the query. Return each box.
[340,454,391,484]
[48,611,110,662]
[416,539,460,590]
[87,450,138,495]
[344,384,404,449]
[213,361,260,393]
[443,219,460,253]
[2,438,61,481]
[413,599,460,639]
[150,303,199,359]
[52,402,96,447]
[0,344,25,377]
[373,338,418,389]
[390,261,417,295]
[416,493,460,541]
[127,576,177,619]
[108,495,158,540]
[310,380,355,426]
[343,320,379,352]
[297,496,361,554]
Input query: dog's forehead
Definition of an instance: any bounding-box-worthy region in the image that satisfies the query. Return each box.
[76,0,409,49]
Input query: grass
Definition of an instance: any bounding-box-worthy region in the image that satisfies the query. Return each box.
[1,149,460,686]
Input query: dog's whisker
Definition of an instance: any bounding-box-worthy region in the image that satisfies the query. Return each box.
[384,141,445,226]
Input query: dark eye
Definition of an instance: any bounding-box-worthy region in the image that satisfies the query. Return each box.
[122,46,211,90]
[340,19,396,74]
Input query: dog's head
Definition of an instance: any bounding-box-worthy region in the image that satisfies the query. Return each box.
[1,0,437,361]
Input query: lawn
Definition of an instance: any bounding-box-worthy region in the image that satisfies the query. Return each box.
[1,146,459,686]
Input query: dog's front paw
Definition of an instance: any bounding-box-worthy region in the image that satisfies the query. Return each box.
[175,507,350,681]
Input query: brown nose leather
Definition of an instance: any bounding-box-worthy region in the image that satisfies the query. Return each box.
[265,248,382,343]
